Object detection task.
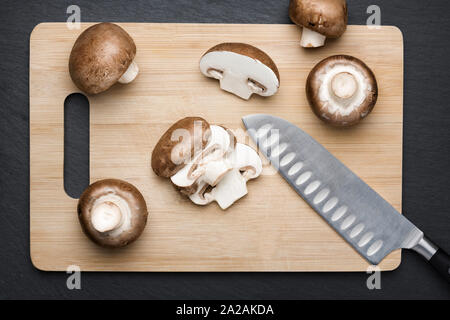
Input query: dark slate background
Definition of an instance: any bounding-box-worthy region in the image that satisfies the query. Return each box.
[0,0,449,299]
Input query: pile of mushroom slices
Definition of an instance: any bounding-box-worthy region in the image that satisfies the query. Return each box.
[152,117,262,210]
[200,43,280,100]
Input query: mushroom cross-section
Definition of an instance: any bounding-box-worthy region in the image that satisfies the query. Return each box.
[289,0,348,48]
[306,55,378,127]
[77,179,148,248]
[188,143,263,210]
[199,43,280,100]
[170,124,235,188]
[69,23,139,95]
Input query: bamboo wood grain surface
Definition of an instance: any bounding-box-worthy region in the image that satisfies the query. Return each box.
[30,23,403,271]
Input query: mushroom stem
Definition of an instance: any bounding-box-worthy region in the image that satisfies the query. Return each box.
[90,194,129,233]
[118,60,139,84]
[300,28,326,48]
[330,72,358,99]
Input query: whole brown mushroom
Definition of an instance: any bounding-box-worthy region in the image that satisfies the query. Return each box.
[77,179,148,248]
[69,23,139,95]
[289,0,348,48]
[306,55,378,127]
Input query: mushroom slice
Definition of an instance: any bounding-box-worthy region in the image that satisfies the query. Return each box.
[289,0,348,48]
[69,23,139,95]
[209,169,249,210]
[170,125,234,188]
[152,117,211,178]
[199,43,280,100]
[228,143,262,181]
[306,55,378,127]
[188,143,262,210]
[77,179,148,248]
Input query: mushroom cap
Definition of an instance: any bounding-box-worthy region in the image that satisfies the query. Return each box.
[69,23,136,95]
[77,179,148,248]
[151,117,211,178]
[203,43,280,81]
[289,0,348,38]
[306,55,378,127]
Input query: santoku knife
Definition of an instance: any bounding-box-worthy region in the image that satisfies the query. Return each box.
[243,114,449,282]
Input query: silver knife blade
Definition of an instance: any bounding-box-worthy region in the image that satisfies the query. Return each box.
[243,114,424,265]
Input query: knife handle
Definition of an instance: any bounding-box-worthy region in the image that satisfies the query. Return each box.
[413,236,450,283]
[429,248,450,283]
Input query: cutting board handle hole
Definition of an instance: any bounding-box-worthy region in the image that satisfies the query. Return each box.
[64,93,90,199]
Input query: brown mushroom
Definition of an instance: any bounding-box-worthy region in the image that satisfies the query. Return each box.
[199,43,280,100]
[151,117,211,178]
[306,55,378,127]
[77,179,148,248]
[69,23,138,95]
[289,0,348,48]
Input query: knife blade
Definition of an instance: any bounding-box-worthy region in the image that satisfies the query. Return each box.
[243,114,449,281]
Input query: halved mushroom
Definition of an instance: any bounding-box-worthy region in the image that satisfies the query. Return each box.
[189,143,262,210]
[152,117,211,178]
[289,0,348,48]
[306,55,378,127]
[69,23,139,95]
[77,179,148,248]
[199,43,280,100]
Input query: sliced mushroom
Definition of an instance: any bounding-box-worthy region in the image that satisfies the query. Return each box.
[152,117,263,210]
[77,179,148,248]
[170,125,235,188]
[199,43,280,100]
[289,0,348,48]
[152,117,211,178]
[189,143,262,210]
[306,55,378,127]
[69,23,139,95]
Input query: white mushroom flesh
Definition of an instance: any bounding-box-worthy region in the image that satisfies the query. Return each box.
[118,60,139,84]
[90,193,131,236]
[200,51,279,100]
[188,142,262,210]
[318,64,372,116]
[210,169,248,210]
[170,125,232,188]
[300,28,326,48]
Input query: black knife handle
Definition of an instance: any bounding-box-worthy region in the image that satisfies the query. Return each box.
[429,248,450,283]
[413,236,450,283]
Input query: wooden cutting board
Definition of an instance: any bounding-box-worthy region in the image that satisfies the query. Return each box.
[30,23,403,271]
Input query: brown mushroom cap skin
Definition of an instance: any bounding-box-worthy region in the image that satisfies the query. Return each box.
[306,55,378,127]
[69,23,136,95]
[77,179,148,248]
[204,43,280,83]
[289,0,348,38]
[151,117,211,178]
